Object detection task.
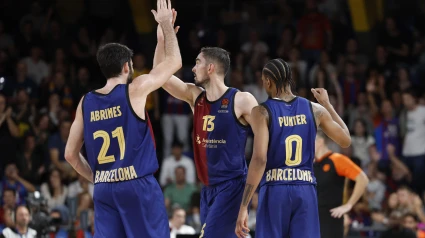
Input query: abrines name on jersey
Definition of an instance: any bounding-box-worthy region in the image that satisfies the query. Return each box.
[87,105,139,184]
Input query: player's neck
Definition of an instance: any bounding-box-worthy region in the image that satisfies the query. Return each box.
[205,81,228,102]
[272,91,296,102]
[98,77,127,93]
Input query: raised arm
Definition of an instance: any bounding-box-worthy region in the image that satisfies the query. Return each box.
[153,11,201,107]
[133,0,182,95]
[235,105,269,238]
[311,88,351,148]
[64,97,93,183]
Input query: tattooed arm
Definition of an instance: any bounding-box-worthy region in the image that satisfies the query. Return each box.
[311,88,351,148]
[235,105,269,238]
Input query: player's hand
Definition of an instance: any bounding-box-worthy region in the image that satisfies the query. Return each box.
[311,88,330,107]
[151,0,173,24]
[330,203,353,218]
[235,208,250,238]
[157,8,179,41]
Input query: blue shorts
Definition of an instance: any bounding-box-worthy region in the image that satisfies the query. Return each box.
[200,177,245,238]
[256,184,320,238]
[93,175,169,238]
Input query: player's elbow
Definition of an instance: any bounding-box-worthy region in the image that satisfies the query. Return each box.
[64,150,77,164]
[339,136,351,148]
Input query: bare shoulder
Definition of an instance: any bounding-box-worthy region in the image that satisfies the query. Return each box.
[235,91,258,111]
[253,105,269,118]
[311,102,327,127]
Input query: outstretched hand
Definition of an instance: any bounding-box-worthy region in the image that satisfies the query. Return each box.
[157,8,179,41]
[151,0,173,24]
[311,88,331,106]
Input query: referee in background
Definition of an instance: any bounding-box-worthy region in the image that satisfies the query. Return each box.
[314,130,369,238]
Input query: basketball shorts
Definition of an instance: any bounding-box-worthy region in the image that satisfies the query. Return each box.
[93,175,169,238]
[256,184,320,238]
[199,176,245,238]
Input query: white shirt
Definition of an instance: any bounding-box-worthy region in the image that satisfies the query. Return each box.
[351,135,375,166]
[403,106,425,156]
[169,223,196,238]
[160,156,196,186]
[2,227,37,238]
[40,183,68,211]
[22,57,49,85]
[67,181,94,198]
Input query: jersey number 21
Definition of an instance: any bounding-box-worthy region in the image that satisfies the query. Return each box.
[93,126,126,164]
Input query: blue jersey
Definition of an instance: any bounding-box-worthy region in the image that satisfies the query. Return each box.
[193,88,249,186]
[82,84,158,184]
[260,97,317,186]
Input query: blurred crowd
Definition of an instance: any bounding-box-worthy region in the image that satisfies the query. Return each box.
[0,0,425,237]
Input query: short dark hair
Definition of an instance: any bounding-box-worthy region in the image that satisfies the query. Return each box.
[96,43,133,79]
[200,47,230,76]
[402,88,418,99]
[263,58,294,96]
[3,188,16,197]
[403,212,419,222]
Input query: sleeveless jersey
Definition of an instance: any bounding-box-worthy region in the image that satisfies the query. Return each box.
[193,88,249,186]
[82,84,158,184]
[260,97,317,186]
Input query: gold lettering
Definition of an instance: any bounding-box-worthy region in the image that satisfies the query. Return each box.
[91,112,95,122]
[100,110,106,120]
[99,171,105,183]
[277,169,283,181]
[279,117,284,127]
[271,169,277,181]
[116,106,122,116]
[296,115,301,125]
[289,117,294,126]
[95,111,100,121]
[287,169,292,180]
[284,117,288,126]
[129,166,138,179]
[266,170,271,181]
[124,167,131,180]
[113,107,118,117]
[104,109,109,120]
[110,169,115,182]
[118,168,124,181]
[292,169,297,180]
[107,108,113,118]
[283,169,287,180]
[95,171,100,183]
[297,169,302,180]
[301,115,307,124]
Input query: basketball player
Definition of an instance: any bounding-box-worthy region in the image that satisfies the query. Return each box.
[154,18,258,238]
[235,58,351,238]
[64,0,182,237]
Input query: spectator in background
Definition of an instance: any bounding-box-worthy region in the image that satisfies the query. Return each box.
[22,46,49,85]
[394,68,412,93]
[3,62,38,102]
[241,30,269,69]
[45,72,74,109]
[244,69,268,103]
[0,189,17,228]
[72,67,95,107]
[401,89,425,196]
[169,208,196,238]
[366,165,386,210]
[347,92,373,133]
[296,0,332,64]
[1,205,37,238]
[15,21,40,58]
[13,88,35,136]
[75,192,93,223]
[0,94,20,168]
[402,213,425,238]
[276,27,295,60]
[48,206,70,238]
[164,167,197,213]
[350,119,375,168]
[68,174,93,198]
[379,210,416,238]
[340,60,363,107]
[48,120,73,178]
[186,192,201,233]
[309,51,336,86]
[160,141,195,187]
[337,38,369,74]
[40,169,68,211]
[287,47,307,85]
[161,70,191,157]
[0,163,35,205]
[379,17,410,65]
[0,20,15,55]
[16,133,45,185]
[71,26,96,68]
[39,93,61,127]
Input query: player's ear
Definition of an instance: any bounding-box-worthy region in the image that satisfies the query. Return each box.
[207,63,214,75]
[123,62,130,74]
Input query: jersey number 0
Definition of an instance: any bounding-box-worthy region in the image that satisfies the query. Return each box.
[93,126,126,164]
[284,135,302,166]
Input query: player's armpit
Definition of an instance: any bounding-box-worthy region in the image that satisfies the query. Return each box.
[162,76,203,106]
[313,103,351,148]
[329,153,362,180]
[235,92,258,126]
